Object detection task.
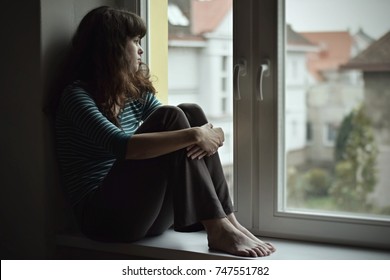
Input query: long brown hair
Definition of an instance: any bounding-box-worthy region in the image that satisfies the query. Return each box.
[62,6,156,125]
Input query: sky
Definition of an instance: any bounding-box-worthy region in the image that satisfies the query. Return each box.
[286,0,390,39]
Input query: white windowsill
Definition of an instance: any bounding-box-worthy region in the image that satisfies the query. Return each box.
[56,229,390,260]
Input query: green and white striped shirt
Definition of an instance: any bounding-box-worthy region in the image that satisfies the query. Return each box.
[55,81,161,206]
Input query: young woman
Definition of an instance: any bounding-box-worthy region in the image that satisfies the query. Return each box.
[55,6,275,258]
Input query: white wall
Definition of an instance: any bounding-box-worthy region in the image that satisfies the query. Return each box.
[285,52,308,86]
[285,51,308,152]
[306,81,364,162]
[168,47,201,106]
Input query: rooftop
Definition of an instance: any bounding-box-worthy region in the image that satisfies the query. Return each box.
[191,0,232,35]
[286,24,316,47]
[302,31,354,80]
[342,31,390,72]
[168,0,232,41]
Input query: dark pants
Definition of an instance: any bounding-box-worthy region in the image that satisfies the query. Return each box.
[75,104,234,242]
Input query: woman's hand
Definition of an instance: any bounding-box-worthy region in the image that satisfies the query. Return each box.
[186,123,224,160]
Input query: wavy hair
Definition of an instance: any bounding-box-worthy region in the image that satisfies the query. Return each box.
[63,6,156,126]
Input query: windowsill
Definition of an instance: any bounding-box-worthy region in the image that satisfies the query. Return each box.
[56,229,390,260]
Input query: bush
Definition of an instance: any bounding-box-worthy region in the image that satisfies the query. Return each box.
[302,168,331,198]
[330,106,378,211]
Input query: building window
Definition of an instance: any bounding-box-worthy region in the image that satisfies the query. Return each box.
[306,121,312,142]
[323,123,338,146]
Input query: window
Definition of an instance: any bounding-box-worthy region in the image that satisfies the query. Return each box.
[306,122,312,142]
[323,122,338,146]
[233,0,390,248]
[167,0,234,200]
[150,0,390,248]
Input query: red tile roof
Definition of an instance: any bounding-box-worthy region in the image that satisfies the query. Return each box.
[301,31,353,80]
[191,0,232,35]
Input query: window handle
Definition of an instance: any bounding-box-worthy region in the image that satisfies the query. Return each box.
[256,59,270,101]
[233,59,247,100]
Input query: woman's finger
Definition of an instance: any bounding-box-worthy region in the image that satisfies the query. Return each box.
[187,145,203,158]
[191,149,206,160]
[196,151,208,160]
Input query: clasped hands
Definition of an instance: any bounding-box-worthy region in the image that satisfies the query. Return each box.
[186,123,224,160]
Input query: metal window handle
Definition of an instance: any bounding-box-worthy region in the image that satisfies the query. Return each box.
[256,59,270,101]
[233,59,247,100]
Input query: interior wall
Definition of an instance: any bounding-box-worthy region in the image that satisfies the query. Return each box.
[0,0,45,259]
[0,0,128,259]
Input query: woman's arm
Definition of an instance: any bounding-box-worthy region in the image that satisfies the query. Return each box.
[125,123,224,160]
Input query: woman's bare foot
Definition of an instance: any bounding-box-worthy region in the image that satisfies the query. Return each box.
[227,213,276,253]
[202,217,274,257]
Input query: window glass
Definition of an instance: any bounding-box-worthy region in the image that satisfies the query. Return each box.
[167,0,234,201]
[284,0,390,219]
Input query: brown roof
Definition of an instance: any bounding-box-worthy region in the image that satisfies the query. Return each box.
[301,31,353,80]
[342,31,390,72]
[168,0,231,41]
[191,0,232,35]
[286,25,315,47]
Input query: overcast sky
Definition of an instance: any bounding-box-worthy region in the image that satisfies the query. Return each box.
[286,0,390,39]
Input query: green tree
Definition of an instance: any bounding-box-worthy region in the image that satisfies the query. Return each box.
[330,106,378,212]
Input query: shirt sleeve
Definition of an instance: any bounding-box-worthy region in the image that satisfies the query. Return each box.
[142,93,162,120]
[60,86,130,159]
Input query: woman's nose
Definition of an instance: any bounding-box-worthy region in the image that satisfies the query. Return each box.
[138,46,144,55]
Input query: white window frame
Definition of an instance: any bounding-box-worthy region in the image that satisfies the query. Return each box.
[233,0,390,249]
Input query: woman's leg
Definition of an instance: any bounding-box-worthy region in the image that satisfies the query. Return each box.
[80,156,174,242]
[175,104,234,225]
[177,103,276,257]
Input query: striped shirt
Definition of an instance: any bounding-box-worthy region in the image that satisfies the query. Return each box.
[55,81,161,206]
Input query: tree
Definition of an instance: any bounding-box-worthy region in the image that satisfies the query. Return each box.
[330,105,378,211]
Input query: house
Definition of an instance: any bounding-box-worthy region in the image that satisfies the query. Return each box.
[300,30,373,166]
[168,0,232,118]
[168,0,234,186]
[342,31,390,208]
[284,25,318,166]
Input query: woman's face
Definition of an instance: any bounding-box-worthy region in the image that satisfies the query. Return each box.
[126,36,144,72]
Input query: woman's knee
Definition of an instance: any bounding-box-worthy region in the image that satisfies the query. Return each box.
[140,105,189,132]
[155,105,185,117]
[177,103,203,115]
[177,103,208,126]
[160,105,190,128]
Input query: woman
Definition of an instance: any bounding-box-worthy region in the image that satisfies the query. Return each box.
[55,6,275,258]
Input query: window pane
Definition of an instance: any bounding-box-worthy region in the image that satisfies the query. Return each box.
[284,0,390,219]
[167,0,234,202]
